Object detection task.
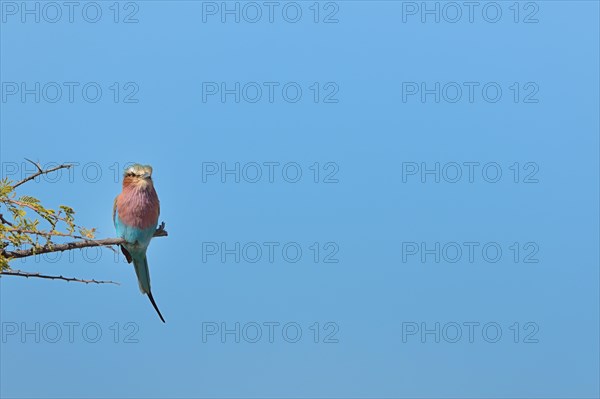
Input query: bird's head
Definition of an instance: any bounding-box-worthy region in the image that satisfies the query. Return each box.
[123,164,154,188]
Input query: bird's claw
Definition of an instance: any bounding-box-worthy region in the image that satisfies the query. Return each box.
[154,222,168,237]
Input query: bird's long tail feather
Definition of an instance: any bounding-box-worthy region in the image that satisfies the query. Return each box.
[132,253,165,323]
[147,291,166,323]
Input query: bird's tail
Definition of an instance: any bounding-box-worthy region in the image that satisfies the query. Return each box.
[147,291,166,323]
[132,253,165,323]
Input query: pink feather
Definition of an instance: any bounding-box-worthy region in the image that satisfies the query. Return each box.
[116,177,160,229]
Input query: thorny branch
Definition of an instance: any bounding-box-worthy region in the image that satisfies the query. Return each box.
[0,214,13,226]
[11,159,73,189]
[2,223,168,259]
[1,270,119,285]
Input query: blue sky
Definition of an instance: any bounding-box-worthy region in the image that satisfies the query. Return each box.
[0,1,599,398]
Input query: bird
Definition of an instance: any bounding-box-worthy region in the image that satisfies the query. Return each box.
[113,164,165,323]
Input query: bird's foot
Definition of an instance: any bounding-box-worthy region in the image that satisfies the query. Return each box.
[154,222,168,237]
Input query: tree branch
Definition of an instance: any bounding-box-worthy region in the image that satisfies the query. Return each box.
[0,214,13,226]
[0,269,119,285]
[2,222,168,259]
[11,159,73,189]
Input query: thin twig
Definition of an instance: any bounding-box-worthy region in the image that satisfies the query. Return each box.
[6,228,79,237]
[4,228,97,241]
[5,199,65,220]
[0,269,119,285]
[3,198,91,232]
[11,160,73,189]
[2,223,167,259]
[0,214,13,226]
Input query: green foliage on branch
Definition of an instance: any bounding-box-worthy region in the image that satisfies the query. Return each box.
[0,163,96,271]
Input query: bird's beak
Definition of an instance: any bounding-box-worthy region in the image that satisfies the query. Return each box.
[142,173,152,179]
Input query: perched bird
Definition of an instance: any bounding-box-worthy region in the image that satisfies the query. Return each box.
[113,164,165,323]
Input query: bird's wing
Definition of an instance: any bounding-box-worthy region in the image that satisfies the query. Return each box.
[113,194,133,263]
[113,195,119,224]
[120,245,133,263]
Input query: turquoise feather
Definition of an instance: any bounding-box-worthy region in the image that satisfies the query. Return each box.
[114,210,156,293]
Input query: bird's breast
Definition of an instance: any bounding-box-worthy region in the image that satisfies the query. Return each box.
[116,186,160,230]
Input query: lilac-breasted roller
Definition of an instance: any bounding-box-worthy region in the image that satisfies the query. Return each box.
[113,164,165,323]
